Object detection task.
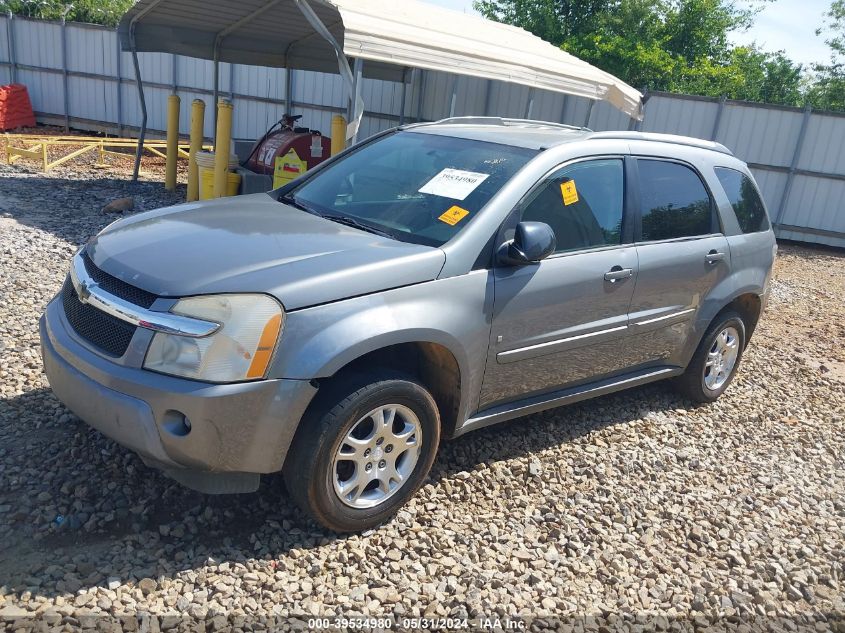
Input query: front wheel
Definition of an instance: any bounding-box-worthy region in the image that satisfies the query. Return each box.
[675,310,746,403]
[283,373,441,532]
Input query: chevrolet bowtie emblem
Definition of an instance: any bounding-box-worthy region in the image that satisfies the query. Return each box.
[73,277,95,305]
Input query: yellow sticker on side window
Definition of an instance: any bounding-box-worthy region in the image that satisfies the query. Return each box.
[438,205,470,226]
[560,180,579,205]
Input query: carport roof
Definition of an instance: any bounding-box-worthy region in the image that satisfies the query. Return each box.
[118,0,644,120]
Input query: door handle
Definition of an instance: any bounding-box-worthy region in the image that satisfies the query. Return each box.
[604,266,633,282]
[705,250,726,264]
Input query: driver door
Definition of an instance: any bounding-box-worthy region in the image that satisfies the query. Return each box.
[479,157,638,409]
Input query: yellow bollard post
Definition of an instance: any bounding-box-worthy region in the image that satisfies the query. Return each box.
[187,99,205,202]
[331,115,347,156]
[165,94,181,191]
[213,99,233,198]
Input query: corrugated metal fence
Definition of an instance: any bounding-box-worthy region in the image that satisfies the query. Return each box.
[1,15,843,247]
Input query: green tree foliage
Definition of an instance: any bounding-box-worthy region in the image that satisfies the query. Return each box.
[475,0,806,106]
[808,0,845,110]
[1,0,134,26]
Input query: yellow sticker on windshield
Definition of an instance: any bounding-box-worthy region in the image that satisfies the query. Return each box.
[439,205,470,226]
[561,180,579,205]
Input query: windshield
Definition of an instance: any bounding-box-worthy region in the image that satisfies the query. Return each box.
[285,130,539,246]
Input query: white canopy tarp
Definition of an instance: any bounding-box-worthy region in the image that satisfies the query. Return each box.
[118,0,644,120]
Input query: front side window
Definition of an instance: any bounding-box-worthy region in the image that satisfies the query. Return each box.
[637,159,714,241]
[715,167,770,233]
[286,131,538,246]
[519,158,624,253]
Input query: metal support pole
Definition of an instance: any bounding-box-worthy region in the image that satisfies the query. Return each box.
[351,57,363,143]
[212,51,220,146]
[165,94,180,191]
[775,104,812,226]
[398,68,409,126]
[187,99,205,202]
[448,75,459,118]
[60,16,70,132]
[213,99,233,198]
[710,95,726,141]
[130,48,147,182]
[583,100,594,129]
[171,54,179,94]
[285,66,294,114]
[228,62,235,102]
[6,11,17,84]
[331,114,346,155]
[115,32,123,135]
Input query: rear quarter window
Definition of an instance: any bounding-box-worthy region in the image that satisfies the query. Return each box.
[715,167,770,234]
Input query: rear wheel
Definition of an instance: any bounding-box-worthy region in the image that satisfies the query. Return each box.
[675,310,746,403]
[283,373,440,532]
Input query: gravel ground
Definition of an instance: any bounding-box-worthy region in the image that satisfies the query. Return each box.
[0,151,843,631]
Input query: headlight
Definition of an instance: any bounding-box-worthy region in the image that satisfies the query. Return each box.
[143,294,284,383]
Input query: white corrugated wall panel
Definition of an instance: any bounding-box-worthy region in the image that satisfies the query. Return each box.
[780,175,845,236]
[66,25,116,75]
[749,168,788,216]
[717,104,802,167]
[68,76,117,122]
[15,20,62,69]
[486,81,531,118]
[642,95,718,139]
[232,64,286,101]
[178,55,218,91]
[294,70,344,109]
[590,100,632,131]
[176,91,214,138]
[17,68,63,114]
[798,113,845,175]
[0,16,11,85]
[561,96,592,127]
[529,90,565,123]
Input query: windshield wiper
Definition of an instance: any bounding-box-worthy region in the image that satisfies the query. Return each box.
[280,193,321,216]
[281,194,395,239]
[322,214,395,238]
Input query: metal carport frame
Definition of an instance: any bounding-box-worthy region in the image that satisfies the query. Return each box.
[118,0,644,181]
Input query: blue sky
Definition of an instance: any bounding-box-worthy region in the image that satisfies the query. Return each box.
[421,0,833,68]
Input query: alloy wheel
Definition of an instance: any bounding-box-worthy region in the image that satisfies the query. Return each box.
[332,404,422,509]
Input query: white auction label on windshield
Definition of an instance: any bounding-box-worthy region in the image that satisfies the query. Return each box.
[418,168,490,200]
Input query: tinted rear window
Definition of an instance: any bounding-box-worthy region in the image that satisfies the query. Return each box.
[715,167,770,234]
[637,159,714,241]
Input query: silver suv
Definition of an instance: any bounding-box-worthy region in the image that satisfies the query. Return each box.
[40,118,776,532]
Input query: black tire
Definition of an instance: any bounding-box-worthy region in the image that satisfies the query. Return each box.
[675,309,746,403]
[283,372,441,532]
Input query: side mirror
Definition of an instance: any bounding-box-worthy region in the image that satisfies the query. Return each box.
[497,221,556,265]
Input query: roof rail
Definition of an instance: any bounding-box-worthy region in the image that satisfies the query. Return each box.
[587,131,733,155]
[430,116,591,132]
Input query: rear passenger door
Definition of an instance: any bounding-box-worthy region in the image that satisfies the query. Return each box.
[627,158,731,367]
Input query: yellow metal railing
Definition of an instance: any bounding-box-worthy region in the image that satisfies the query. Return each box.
[3,134,212,173]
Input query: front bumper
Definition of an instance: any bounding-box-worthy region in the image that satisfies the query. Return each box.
[40,297,318,493]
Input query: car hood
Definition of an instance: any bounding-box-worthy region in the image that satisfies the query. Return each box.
[87,193,446,310]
